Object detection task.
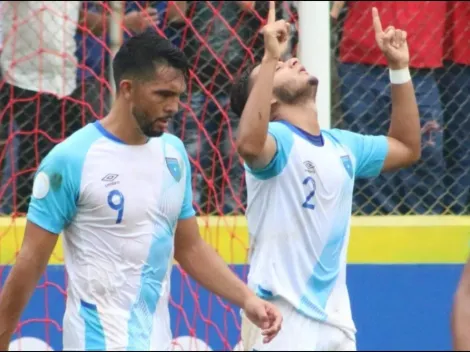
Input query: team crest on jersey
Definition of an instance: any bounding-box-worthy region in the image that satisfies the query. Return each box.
[341,155,353,179]
[166,157,182,182]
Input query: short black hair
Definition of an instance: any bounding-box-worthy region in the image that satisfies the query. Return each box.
[112,30,189,92]
[230,64,256,117]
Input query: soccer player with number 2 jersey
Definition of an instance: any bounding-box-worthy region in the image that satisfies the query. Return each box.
[230,2,421,350]
[0,31,282,351]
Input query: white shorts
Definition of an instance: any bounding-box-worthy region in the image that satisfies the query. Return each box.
[241,299,356,351]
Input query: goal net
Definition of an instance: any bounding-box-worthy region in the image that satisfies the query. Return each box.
[0,1,469,351]
[0,1,299,350]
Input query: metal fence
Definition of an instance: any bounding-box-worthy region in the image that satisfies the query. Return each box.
[331,1,470,216]
[0,1,469,217]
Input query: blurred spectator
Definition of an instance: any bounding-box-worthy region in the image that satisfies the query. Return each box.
[75,1,112,117]
[74,1,173,118]
[0,1,157,214]
[123,1,186,46]
[175,1,279,215]
[0,1,2,51]
[435,1,470,214]
[1,1,84,213]
[283,1,299,59]
[330,1,348,127]
[337,1,447,215]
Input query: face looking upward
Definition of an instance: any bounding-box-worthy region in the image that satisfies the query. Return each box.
[120,65,186,138]
[251,57,318,106]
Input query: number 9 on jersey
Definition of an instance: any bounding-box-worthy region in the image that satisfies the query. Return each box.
[107,189,125,224]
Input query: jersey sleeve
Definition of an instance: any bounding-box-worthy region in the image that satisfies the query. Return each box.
[27,145,81,235]
[162,134,196,220]
[331,129,389,179]
[245,122,294,180]
[179,147,196,220]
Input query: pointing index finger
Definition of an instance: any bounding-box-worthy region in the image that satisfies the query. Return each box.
[268,1,276,24]
[372,7,383,34]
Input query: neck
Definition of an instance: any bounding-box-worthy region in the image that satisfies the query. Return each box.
[275,100,321,136]
[100,99,147,145]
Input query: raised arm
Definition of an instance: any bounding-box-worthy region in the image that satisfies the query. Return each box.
[235,1,290,170]
[330,1,346,20]
[167,1,188,23]
[79,4,159,36]
[236,1,256,13]
[371,7,421,172]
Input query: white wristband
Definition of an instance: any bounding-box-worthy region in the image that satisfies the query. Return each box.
[389,67,411,85]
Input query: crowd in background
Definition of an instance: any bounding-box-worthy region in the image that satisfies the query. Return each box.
[0,1,468,216]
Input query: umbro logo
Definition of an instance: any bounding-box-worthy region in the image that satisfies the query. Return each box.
[303,161,316,174]
[102,174,120,187]
[102,174,119,182]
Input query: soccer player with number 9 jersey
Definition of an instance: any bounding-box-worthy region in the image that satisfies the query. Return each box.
[231,2,421,351]
[0,32,283,351]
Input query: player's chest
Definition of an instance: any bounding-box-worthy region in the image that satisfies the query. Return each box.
[78,149,186,228]
[289,141,355,197]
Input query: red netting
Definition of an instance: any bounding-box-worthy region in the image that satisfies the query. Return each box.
[1,1,469,351]
[0,1,297,351]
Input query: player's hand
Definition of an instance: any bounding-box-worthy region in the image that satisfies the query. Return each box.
[124,8,160,34]
[372,7,409,70]
[243,295,282,344]
[261,1,290,60]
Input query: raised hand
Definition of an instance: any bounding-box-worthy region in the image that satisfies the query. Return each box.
[124,8,160,34]
[261,1,290,60]
[372,7,409,69]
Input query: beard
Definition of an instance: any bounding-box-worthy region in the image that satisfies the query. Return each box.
[132,106,170,138]
[273,78,318,105]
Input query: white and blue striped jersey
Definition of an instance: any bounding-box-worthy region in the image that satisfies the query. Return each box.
[245,121,388,334]
[27,122,195,351]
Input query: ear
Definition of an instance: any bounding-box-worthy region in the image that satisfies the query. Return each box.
[119,79,133,100]
[270,97,278,105]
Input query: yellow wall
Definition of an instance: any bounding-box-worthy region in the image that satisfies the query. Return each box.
[1,216,470,265]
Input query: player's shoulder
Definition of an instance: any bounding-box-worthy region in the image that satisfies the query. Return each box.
[322,128,387,147]
[268,121,293,135]
[44,123,103,167]
[34,123,103,191]
[322,127,349,139]
[160,132,188,158]
[267,121,295,147]
[321,128,362,146]
[161,132,184,147]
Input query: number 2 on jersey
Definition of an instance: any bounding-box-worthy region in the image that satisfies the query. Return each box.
[107,190,125,224]
[302,176,316,210]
